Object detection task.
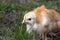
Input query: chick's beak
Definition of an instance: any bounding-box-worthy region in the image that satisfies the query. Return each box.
[22,20,25,24]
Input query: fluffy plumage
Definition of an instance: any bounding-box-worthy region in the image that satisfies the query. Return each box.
[22,5,60,40]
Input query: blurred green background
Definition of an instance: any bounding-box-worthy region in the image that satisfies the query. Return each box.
[0,0,60,40]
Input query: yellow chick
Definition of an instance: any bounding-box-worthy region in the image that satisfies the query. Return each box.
[22,5,60,40]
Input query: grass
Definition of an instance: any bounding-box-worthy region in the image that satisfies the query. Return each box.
[0,0,60,40]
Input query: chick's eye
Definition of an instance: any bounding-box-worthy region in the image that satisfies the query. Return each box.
[28,18,31,20]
